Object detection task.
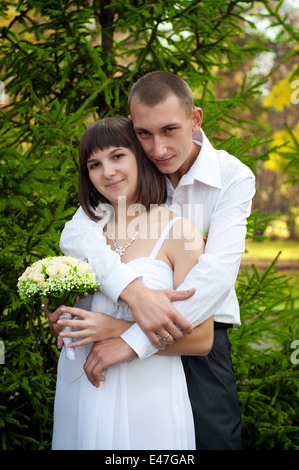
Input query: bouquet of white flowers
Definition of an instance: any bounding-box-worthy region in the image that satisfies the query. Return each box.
[17,255,99,359]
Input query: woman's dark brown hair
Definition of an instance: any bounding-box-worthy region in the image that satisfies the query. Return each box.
[78,117,167,221]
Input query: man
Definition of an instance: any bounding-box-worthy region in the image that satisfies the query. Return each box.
[53,71,255,449]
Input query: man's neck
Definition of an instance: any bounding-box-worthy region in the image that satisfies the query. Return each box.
[168,140,201,188]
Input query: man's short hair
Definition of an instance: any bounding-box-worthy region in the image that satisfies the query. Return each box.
[128,71,194,115]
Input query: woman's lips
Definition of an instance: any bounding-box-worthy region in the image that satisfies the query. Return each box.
[106,179,124,188]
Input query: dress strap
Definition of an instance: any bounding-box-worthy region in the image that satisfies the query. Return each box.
[149,217,182,260]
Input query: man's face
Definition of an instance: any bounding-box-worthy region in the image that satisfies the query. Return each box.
[129,94,202,186]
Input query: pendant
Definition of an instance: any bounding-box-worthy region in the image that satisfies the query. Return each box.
[115,246,126,256]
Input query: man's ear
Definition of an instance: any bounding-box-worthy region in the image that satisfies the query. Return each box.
[192,107,203,132]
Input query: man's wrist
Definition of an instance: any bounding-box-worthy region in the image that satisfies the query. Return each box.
[119,278,145,307]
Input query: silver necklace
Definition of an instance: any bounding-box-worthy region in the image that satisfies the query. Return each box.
[111,212,149,257]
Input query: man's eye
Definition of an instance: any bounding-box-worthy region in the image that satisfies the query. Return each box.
[165,127,176,133]
[136,131,149,137]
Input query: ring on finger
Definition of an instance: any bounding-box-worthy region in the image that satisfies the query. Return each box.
[162,333,171,341]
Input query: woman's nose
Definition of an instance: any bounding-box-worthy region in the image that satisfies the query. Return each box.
[102,162,116,178]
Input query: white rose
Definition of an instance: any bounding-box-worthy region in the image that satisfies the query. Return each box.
[58,264,70,276]
[78,261,92,273]
[35,273,45,284]
[46,265,59,277]
[66,256,79,267]
[28,266,43,281]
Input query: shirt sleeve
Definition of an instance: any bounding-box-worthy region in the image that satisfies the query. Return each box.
[121,165,256,359]
[59,206,141,303]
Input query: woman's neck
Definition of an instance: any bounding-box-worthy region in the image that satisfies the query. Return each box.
[106,203,150,242]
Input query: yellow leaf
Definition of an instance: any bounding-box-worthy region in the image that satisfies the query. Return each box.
[263,67,299,111]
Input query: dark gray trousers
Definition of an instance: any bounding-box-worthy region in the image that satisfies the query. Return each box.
[182,327,243,450]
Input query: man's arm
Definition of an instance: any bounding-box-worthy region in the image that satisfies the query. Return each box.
[120,166,256,359]
[59,206,193,341]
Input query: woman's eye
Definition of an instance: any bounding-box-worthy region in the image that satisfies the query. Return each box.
[88,162,100,170]
[113,153,124,159]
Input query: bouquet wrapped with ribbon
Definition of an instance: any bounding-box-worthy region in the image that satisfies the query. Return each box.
[17,255,99,359]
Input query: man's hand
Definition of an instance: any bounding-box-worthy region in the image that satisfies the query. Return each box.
[84,338,136,387]
[120,280,195,348]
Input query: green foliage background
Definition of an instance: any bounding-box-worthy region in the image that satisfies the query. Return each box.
[0,0,298,449]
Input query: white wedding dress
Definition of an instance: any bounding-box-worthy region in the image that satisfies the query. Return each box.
[52,218,195,450]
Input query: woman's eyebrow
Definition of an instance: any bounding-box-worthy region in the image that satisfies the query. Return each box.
[87,157,98,163]
[87,148,124,163]
[109,147,124,155]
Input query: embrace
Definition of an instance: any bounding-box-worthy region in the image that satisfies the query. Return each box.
[44,71,255,450]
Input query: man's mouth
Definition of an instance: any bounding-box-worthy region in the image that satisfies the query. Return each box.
[153,156,174,165]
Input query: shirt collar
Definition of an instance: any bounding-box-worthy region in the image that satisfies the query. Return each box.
[168,128,222,191]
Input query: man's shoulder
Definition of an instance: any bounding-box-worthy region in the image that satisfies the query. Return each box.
[216,148,255,182]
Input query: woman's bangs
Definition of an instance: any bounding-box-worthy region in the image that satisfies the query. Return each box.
[80,119,134,162]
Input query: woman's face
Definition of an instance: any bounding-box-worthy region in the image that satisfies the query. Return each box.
[87,146,139,208]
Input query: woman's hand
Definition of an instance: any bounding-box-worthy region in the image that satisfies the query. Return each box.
[41,298,66,347]
[57,306,133,348]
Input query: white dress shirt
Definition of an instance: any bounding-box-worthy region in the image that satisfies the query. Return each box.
[59,129,255,360]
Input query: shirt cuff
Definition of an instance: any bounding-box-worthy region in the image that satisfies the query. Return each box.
[120,322,158,360]
[102,263,142,303]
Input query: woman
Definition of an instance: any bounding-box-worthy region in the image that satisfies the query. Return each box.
[50,117,213,450]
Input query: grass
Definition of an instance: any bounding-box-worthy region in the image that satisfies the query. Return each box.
[242,240,299,262]
[239,239,299,304]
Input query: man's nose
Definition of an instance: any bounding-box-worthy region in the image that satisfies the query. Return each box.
[152,136,167,158]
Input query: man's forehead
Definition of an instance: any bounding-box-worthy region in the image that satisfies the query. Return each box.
[130,95,190,130]
[130,93,182,112]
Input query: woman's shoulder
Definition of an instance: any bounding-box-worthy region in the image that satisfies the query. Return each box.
[171,217,203,248]
[149,205,201,238]
[148,205,202,245]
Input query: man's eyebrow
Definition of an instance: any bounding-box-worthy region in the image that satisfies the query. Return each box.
[133,126,149,132]
[134,123,180,132]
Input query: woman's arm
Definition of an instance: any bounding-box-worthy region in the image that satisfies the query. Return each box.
[54,305,213,355]
[157,317,214,356]
[157,217,213,356]
[52,218,212,355]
